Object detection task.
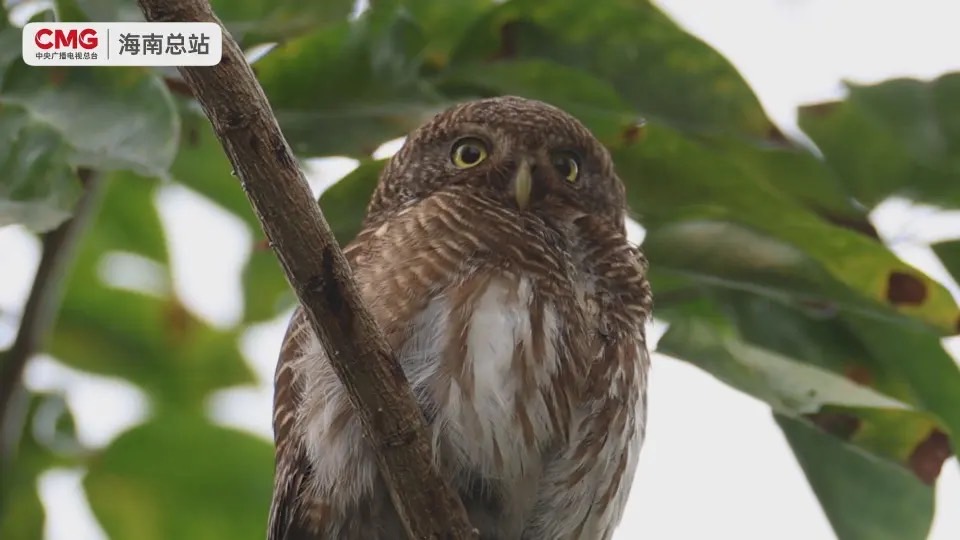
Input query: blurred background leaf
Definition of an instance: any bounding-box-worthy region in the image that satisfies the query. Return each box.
[1,1,959,539]
[84,413,273,540]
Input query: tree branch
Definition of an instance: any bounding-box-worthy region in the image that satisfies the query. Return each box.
[134,2,477,538]
[0,169,103,477]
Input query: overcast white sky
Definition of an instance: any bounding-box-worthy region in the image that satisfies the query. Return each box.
[2,1,960,539]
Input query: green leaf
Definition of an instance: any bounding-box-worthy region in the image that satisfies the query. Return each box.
[169,107,259,229]
[317,158,383,245]
[48,174,253,407]
[843,315,960,445]
[54,0,91,21]
[449,0,772,138]
[0,391,82,539]
[58,0,353,44]
[0,106,81,232]
[674,289,951,470]
[0,24,79,231]
[777,414,934,540]
[240,243,293,322]
[1,62,179,178]
[0,479,44,540]
[256,8,446,157]
[210,0,354,47]
[50,282,254,409]
[434,59,645,148]
[798,74,960,209]
[56,0,147,23]
[933,240,960,290]
[657,315,908,416]
[620,122,960,334]
[91,170,169,263]
[84,414,273,540]
[170,107,292,322]
[400,0,496,66]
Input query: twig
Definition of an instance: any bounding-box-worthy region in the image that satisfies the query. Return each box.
[133,2,477,538]
[0,169,103,484]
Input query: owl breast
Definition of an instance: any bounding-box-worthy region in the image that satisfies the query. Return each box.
[297,270,581,537]
[402,273,568,479]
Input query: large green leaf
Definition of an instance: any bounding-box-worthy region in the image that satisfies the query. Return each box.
[0,18,177,231]
[399,0,496,66]
[84,414,273,540]
[675,289,953,468]
[448,0,773,139]
[620,122,959,334]
[778,415,934,540]
[843,315,960,445]
[0,24,77,231]
[211,0,354,47]
[433,59,646,148]
[47,174,254,407]
[0,106,81,232]
[257,9,445,157]
[657,315,908,416]
[56,0,352,46]
[1,62,179,179]
[798,73,960,209]
[659,296,946,539]
[710,291,915,405]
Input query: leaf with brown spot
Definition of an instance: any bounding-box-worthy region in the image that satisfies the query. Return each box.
[807,411,861,440]
[886,271,927,306]
[663,292,954,479]
[844,314,960,450]
[623,121,959,334]
[843,364,874,386]
[621,121,646,145]
[909,430,952,485]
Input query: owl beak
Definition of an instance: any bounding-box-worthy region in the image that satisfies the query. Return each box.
[513,160,533,210]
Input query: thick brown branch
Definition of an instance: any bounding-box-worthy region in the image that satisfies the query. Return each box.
[134,2,477,538]
[0,169,102,474]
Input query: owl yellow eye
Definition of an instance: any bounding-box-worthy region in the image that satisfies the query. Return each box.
[451,138,488,169]
[552,152,580,183]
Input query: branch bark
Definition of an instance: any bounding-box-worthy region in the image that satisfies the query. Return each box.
[0,169,103,480]
[134,2,477,538]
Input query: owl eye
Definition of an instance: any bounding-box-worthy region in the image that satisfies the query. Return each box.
[551,151,580,183]
[451,138,489,169]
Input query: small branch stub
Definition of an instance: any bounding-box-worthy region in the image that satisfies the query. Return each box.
[133,1,477,538]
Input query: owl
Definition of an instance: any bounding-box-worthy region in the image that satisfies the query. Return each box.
[268,96,652,540]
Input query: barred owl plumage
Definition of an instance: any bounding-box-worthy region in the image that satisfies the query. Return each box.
[267,96,652,540]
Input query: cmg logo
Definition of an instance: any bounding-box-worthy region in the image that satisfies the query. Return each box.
[34,28,99,50]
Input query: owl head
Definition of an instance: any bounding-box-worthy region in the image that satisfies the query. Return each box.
[366,96,628,230]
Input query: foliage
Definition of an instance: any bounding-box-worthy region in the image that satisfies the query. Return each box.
[2,1,959,539]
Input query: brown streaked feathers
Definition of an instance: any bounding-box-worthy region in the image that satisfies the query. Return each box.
[268,96,652,540]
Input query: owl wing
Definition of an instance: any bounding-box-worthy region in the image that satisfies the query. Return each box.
[521,328,649,540]
[267,306,317,540]
[267,227,379,540]
[523,229,652,540]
